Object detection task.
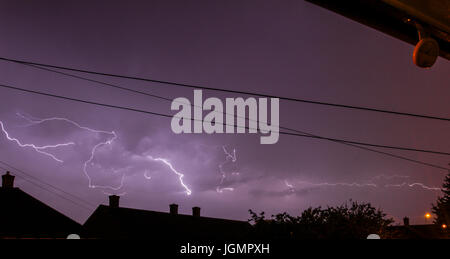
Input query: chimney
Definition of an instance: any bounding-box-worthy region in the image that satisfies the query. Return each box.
[109,195,120,208]
[170,204,178,215]
[403,217,410,226]
[2,171,15,189]
[192,207,201,217]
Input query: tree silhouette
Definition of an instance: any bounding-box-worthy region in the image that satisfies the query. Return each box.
[249,200,393,239]
[432,172,450,226]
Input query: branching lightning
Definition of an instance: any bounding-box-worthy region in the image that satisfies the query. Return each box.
[295,181,378,188]
[283,174,441,194]
[146,155,192,195]
[2,113,193,195]
[217,146,238,193]
[14,112,124,191]
[16,112,113,135]
[0,120,75,163]
[4,112,441,197]
[384,182,441,191]
[371,174,441,191]
[82,131,120,190]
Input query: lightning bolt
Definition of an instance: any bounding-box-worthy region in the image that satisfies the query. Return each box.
[0,120,75,163]
[146,156,192,195]
[12,113,124,191]
[217,146,238,193]
[16,112,113,135]
[384,182,441,191]
[283,174,441,193]
[371,174,441,191]
[295,181,378,188]
[284,180,295,193]
[8,113,193,195]
[82,130,120,190]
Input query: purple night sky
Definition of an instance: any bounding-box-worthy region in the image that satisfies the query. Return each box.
[0,0,448,225]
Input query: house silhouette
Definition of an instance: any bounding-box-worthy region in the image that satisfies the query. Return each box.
[0,171,251,239]
[0,172,81,239]
[83,195,252,239]
[5,170,445,239]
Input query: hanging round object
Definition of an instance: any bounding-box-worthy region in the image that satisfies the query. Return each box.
[413,37,439,68]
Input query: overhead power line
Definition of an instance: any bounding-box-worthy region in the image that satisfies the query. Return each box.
[7,63,450,157]
[281,130,450,171]
[0,82,449,171]
[0,82,448,156]
[0,161,95,211]
[1,56,449,122]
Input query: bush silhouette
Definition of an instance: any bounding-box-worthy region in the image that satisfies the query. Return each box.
[249,200,393,239]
